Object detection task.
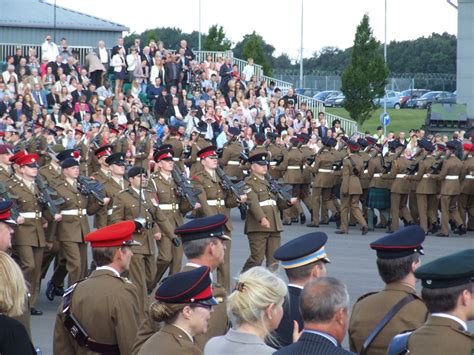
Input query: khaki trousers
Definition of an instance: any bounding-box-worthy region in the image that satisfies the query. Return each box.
[242,232,281,273]
[12,245,44,308]
[154,235,183,285]
[390,193,412,230]
[416,193,437,232]
[217,237,231,292]
[340,194,367,233]
[60,241,87,287]
[128,253,156,318]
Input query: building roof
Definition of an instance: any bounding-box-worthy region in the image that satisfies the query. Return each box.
[0,0,129,32]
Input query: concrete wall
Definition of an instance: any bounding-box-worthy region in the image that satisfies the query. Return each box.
[458,0,474,118]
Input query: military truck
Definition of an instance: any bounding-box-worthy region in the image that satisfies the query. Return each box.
[422,103,473,135]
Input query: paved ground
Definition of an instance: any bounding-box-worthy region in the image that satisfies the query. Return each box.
[32,211,474,354]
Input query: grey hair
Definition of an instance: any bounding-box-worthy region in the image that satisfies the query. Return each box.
[300,277,349,323]
[182,237,219,259]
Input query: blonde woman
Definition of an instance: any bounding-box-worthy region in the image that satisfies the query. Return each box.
[0,251,36,354]
[204,266,287,354]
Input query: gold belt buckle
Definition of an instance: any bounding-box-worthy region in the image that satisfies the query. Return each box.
[172,203,177,210]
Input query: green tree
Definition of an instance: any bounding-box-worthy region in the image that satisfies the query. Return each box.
[341,14,388,125]
[202,25,232,52]
[241,31,273,76]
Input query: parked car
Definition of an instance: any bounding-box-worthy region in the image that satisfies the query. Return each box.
[415,91,456,109]
[313,90,342,103]
[324,94,346,107]
[373,90,401,109]
[399,89,430,108]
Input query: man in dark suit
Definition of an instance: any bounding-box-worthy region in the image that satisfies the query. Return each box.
[249,116,268,135]
[71,83,91,105]
[154,87,168,117]
[0,94,12,118]
[164,53,179,89]
[46,87,61,109]
[275,277,355,355]
[318,116,330,138]
[272,232,331,349]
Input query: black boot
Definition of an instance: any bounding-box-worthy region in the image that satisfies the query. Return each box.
[300,213,306,224]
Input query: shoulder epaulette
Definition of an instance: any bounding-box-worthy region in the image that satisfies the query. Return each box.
[355,291,379,303]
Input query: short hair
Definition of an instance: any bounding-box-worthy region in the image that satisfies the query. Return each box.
[182,237,218,259]
[92,247,116,267]
[376,253,419,284]
[284,260,324,282]
[300,277,349,323]
[227,267,287,335]
[0,251,27,316]
[421,283,471,313]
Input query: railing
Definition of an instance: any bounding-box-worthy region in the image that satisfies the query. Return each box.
[324,111,358,134]
[262,75,293,93]
[229,56,264,82]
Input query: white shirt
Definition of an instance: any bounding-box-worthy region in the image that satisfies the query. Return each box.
[98,47,108,64]
[242,64,255,82]
[41,41,59,62]
[96,266,120,278]
[431,313,468,331]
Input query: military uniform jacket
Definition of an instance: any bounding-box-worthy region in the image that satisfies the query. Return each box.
[53,180,101,243]
[134,138,152,167]
[39,163,62,185]
[310,150,335,188]
[148,172,192,229]
[164,136,185,171]
[382,156,411,194]
[300,145,313,184]
[348,282,428,355]
[104,177,126,223]
[244,174,286,234]
[273,285,304,349]
[53,269,140,355]
[10,180,48,247]
[367,154,389,189]
[267,143,284,179]
[110,187,174,255]
[407,315,474,355]
[138,323,202,355]
[91,169,110,229]
[358,150,371,190]
[0,164,12,184]
[333,149,347,185]
[114,137,129,155]
[433,155,462,195]
[340,154,363,195]
[460,155,474,195]
[406,155,438,194]
[192,170,238,232]
[186,138,211,176]
[219,140,244,181]
[276,147,305,184]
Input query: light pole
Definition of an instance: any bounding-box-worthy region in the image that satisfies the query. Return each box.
[299,0,304,90]
[53,0,57,43]
[198,0,202,52]
[383,0,387,136]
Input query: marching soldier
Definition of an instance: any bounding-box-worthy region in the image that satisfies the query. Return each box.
[275,136,305,225]
[266,132,284,180]
[148,149,198,284]
[9,150,26,183]
[185,126,212,176]
[29,123,47,165]
[307,137,339,228]
[273,232,331,348]
[349,226,428,355]
[73,129,89,176]
[53,157,105,286]
[219,126,244,181]
[134,123,152,168]
[357,138,372,218]
[53,221,141,355]
[250,133,268,155]
[242,153,296,272]
[299,133,314,221]
[406,139,438,234]
[90,145,112,229]
[389,249,474,355]
[382,140,413,232]
[192,146,246,291]
[10,153,62,316]
[104,152,128,221]
[107,126,121,153]
[336,140,368,235]
[459,142,474,230]
[132,215,230,354]
[110,166,174,317]
[162,126,185,171]
[0,144,13,183]
[428,140,466,236]
[115,124,130,155]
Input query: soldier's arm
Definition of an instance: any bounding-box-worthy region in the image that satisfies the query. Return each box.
[53,304,76,354]
[113,283,141,354]
[219,146,231,165]
[110,194,126,223]
[433,159,449,180]
[153,207,175,237]
[192,176,214,216]
[86,194,102,215]
[245,184,266,222]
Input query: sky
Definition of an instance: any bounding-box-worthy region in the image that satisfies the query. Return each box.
[53,0,458,59]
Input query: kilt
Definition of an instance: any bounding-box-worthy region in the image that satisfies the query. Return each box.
[367,187,390,209]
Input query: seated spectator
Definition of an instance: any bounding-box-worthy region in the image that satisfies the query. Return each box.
[96,81,114,102]
[274,277,353,355]
[165,96,186,127]
[204,267,287,354]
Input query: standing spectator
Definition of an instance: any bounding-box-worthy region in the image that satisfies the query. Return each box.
[219,58,233,95]
[317,116,329,138]
[242,58,255,83]
[112,37,125,56]
[274,277,354,355]
[178,39,195,62]
[164,53,179,90]
[204,267,287,355]
[111,47,127,96]
[58,38,71,64]
[94,40,110,73]
[41,34,59,62]
[0,251,36,355]
[126,47,140,83]
[150,56,165,85]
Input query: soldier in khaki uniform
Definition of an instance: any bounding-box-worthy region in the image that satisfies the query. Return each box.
[299,133,314,222]
[459,142,474,229]
[138,266,217,355]
[131,215,230,354]
[10,153,62,315]
[53,221,141,355]
[406,139,438,233]
[185,127,212,176]
[275,137,305,225]
[73,129,90,176]
[163,127,186,171]
[53,157,104,286]
[148,149,197,284]
[336,140,368,235]
[29,123,47,166]
[348,226,428,355]
[90,145,112,229]
[110,166,174,317]
[104,152,128,222]
[134,123,152,169]
[192,146,245,291]
[0,144,13,183]
[428,140,465,236]
[307,137,339,228]
[389,249,474,355]
[267,132,284,180]
[242,153,296,272]
[219,127,244,181]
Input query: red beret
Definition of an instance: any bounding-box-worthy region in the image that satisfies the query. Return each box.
[16,153,39,166]
[0,144,13,155]
[9,151,26,163]
[154,149,174,162]
[463,142,472,151]
[85,221,141,248]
